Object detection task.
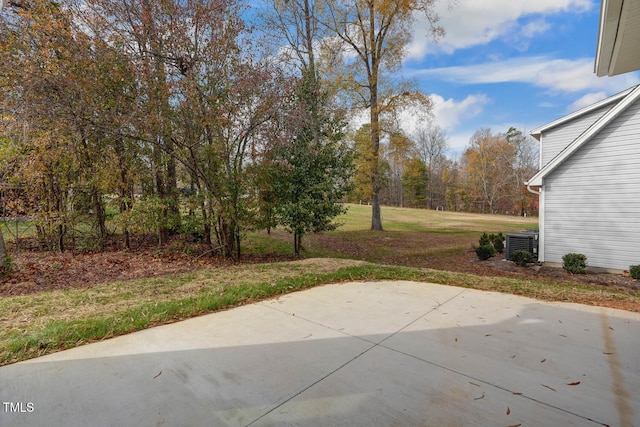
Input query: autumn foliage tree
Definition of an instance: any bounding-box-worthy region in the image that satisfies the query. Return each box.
[319,0,446,230]
[0,0,539,264]
[402,157,429,207]
[505,127,539,216]
[385,132,415,206]
[462,129,516,213]
[0,0,356,259]
[0,0,137,249]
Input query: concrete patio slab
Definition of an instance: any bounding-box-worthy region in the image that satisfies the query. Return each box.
[1,281,638,426]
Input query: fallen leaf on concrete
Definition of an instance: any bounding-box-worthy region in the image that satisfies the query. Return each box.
[567,381,581,386]
[506,407,511,415]
[540,358,546,363]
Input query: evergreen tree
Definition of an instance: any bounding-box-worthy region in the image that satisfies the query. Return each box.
[272,69,354,255]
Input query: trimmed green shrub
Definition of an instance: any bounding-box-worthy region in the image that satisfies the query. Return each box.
[562,253,587,274]
[490,233,505,253]
[479,232,490,247]
[475,244,496,261]
[510,250,534,266]
[630,265,640,280]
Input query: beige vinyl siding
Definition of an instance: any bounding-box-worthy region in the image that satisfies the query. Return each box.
[540,105,613,168]
[542,100,640,271]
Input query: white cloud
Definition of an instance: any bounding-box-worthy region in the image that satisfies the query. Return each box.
[507,19,552,51]
[413,57,549,85]
[447,132,473,155]
[406,0,594,59]
[412,56,640,94]
[348,93,490,153]
[533,58,599,92]
[521,19,552,39]
[567,91,607,111]
[423,93,492,153]
[431,93,491,130]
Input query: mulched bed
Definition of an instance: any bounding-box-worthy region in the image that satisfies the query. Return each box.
[1,233,638,313]
[0,235,296,297]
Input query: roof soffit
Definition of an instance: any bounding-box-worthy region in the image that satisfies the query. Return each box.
[595,0,640,76]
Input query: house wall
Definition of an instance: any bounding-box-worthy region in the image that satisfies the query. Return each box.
[542,99,640,271]
[540,104,613,168]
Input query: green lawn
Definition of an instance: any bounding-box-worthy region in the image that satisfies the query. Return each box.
[2,205,638,367]
[246,204,538,263]
[336,204,537,234]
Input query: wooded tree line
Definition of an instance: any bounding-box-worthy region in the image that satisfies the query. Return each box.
[0,0,356,258]
[349,125,539,216]
[0,0,537,262]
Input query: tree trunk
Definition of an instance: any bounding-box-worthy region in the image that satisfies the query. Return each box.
[0,228,10,276]
[201,199,212,247]
[294,232,302,256]
[166,150,180,229]
[369,92,383,231]
[368,2,383,231]
[142,0,176,246]
[156,160,169,246]
[119,182,131,250]
[91,186,107,245]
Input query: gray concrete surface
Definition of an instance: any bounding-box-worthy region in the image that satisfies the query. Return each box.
[1,280,638,426]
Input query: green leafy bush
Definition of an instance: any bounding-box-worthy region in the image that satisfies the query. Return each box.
[475,244,496,261]
[630,265,640,280]
[510,250,534,266]
[562,253,587,274]
[490,232,505,253]
[479,232,490,247]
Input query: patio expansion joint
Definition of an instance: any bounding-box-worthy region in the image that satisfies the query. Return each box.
[245,287,469,426]
[374,298,612,427]
[377,342,609,426]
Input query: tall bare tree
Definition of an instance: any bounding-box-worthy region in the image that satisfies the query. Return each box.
[416,123,448,209]
[505,127,539,216]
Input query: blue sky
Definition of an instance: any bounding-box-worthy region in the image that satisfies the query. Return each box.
[399,0,640,155]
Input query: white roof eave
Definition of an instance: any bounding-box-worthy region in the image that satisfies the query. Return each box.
[595,0,640,77]
[527,84,640,187]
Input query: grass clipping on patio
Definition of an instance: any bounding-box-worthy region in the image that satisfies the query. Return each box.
[2,258,639,366]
